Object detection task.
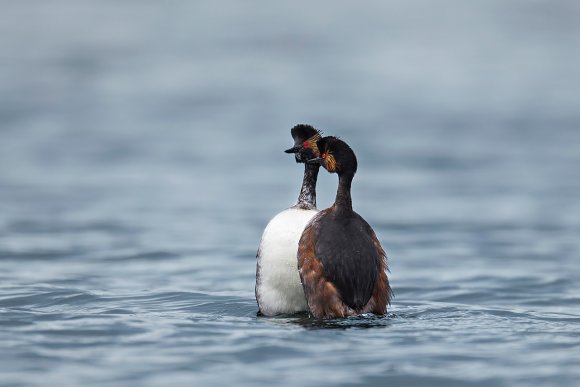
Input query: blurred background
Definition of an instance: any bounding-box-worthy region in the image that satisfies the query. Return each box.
[1,1,579,386]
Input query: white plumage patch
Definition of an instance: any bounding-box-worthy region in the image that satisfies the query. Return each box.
[256,207,317,316]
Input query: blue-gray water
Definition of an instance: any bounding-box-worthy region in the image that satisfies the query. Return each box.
[1,1,580,386]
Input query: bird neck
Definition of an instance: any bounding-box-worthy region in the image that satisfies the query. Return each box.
[333,171,354,214]
[295,163,319,210]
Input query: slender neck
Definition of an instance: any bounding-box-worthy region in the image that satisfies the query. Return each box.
[333,172,354,214]
[295,163,319,210]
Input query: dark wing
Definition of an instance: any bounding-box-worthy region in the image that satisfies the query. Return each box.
[362,225,392,315]
[298,210,352,318]
[314,212,381,310]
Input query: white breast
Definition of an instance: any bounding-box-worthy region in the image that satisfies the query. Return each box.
[256,207,317,316]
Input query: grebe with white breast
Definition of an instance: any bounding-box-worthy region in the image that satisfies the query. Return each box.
[255,124,322,316]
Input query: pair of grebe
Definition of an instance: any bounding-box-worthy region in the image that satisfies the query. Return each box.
[255,124,391,319]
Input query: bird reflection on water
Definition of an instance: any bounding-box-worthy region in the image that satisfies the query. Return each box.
[258,311,395,330]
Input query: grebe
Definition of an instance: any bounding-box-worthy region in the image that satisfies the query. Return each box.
[298,136,391,318]
[255,124,322,316]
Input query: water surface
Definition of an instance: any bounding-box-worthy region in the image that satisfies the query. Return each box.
[1,1,580,386]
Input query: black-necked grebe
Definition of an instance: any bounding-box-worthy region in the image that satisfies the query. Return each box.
[255,124,322,316]
[298,136,391,318]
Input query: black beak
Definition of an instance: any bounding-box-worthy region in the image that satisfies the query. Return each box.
[307,157,324,165]
[284,146,300,154]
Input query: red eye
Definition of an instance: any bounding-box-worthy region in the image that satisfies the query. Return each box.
[303,141,309,147]
[322,153,326,158]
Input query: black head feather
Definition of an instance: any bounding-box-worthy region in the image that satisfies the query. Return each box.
[290,124,320,142]
[315,136,357,175]
[286,124,322,163]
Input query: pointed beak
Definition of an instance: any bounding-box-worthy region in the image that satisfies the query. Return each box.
[307,157,324,165]
[284,146,300,154]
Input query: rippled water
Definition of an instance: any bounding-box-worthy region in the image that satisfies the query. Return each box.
[2,1,580,386]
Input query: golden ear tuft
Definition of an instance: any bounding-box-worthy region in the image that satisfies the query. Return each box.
[304,133,322,157]
[325,153,337,172]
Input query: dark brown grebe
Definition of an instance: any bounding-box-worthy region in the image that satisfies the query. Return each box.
[255,125,322,316]
[298,136,391,318]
